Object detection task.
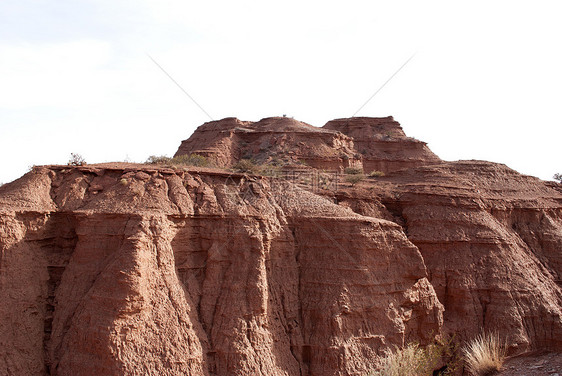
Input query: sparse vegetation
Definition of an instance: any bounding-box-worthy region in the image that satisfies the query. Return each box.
[369,170,385,177]
[172,154,213,167]
[145,154,213,167]
[345,174,365,186]
[68,153,86,166]
[554,173,562,183]
[344,167,364,175]
[119,178,129,186]
[146,155,171,164]
[370,343,439,376]
[463,332,507,376]
[370,336,461,376]
[259,164,281,177]
[232,159,260,174]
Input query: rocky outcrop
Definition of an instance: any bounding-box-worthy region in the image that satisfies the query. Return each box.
[323,117,441,173]
[174,116,440,173]
[0,164,443,376]
[174,117,361,170]
[336,160,562,353]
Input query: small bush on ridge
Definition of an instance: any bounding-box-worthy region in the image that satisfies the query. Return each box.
[145,154,213,167]
[68,153,86,166]
[554,173,562,183]
[146,155,172,164]
[172,154,213,167]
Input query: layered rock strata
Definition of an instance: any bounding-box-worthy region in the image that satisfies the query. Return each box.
[323,117,441,173]
[0,164,443,376]
[336,161,562,353]
[175,116,440,173]
[174,117,361,171]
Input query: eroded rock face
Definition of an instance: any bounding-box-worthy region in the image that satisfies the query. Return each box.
[339,161,562,353]
[2,116,562,375]
[0,165,442,376]
[174,116,440,173]
[323,117,441,173]
[174,117,361,170]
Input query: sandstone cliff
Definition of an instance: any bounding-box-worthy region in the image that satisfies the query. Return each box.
[0,164,442,376]
[2,116,562,376]
[335,160,562,353]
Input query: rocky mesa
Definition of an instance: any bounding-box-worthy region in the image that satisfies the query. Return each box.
[174,116,440,173]
[1,116,561,376]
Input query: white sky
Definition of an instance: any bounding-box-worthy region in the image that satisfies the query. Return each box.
[1,0,561,183]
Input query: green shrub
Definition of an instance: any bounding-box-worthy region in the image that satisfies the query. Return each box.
[463,332,506,376]
[554,173,562,183]
[344,167,364,175]
[345,174,365,186]
[369,170,385,177]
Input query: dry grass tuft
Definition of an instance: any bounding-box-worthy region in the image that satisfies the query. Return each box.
[370,336,462,376]
[369,170,385,177]
[371,343,436,376]
[463,332,507,376]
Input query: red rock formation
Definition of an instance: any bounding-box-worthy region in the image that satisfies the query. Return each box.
[337,160,562,353]
[174,116,440,174]
[174,117,361,170]
[0,164,442,375]
[2,116,561,375]
[323,117,441,173]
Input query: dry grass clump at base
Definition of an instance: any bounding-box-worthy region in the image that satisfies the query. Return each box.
[370,336,461,376]
[463,332,507,376]
[370,343,437,376]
